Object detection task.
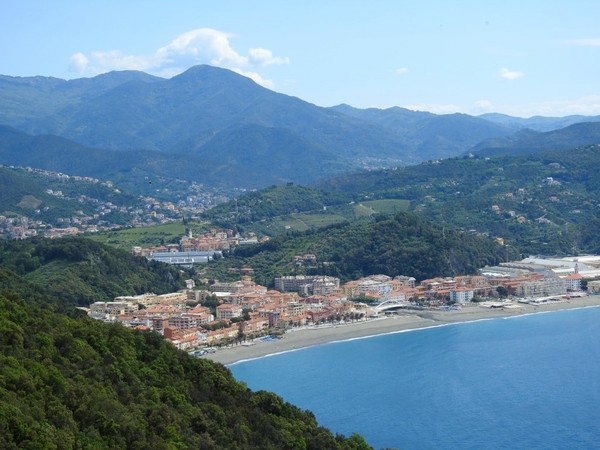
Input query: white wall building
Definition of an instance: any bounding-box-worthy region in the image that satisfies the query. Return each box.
[450,288,474,303]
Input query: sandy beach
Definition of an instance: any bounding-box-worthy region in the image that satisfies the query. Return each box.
[205,295,600,366]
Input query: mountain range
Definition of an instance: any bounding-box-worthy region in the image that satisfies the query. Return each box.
[1,65,600,189]
[478,112,600,132]
[469,122,600,157]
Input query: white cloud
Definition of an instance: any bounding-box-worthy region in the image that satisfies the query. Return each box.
[500,68,523,80]
[402,103,462,114]
[68,28,288,87]
[231,69,275,89]
[396,67,409,74]
[503,95,600,117]
[379,95,600,117]
[155,28,249,69]
[562,38,600,46]
[248,48,289,66]
[90,50,154,71]
[471,100,494,113]
[68,52,89,74]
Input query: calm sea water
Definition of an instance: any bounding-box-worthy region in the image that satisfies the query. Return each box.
[230,307,600,450]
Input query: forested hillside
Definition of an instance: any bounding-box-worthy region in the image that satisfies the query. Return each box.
[0,239,373,449]
[0,167,88,223]
[205,212,507,284]
[330,104,515,160]
[0,125,311,190]
[317,144,600,255]
[201,184,352,230]
[0,165,140,225]
[478,112,600,132]
[0,237,186,310]
[0,280,371,449]
[0,65,525,190]
[471,122,600,157]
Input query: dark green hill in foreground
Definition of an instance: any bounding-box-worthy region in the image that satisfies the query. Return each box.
[0,237,187,310]
[0,285,371,449]
[0,238,373,449]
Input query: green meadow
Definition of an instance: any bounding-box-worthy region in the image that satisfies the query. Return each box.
[88,222,185,249]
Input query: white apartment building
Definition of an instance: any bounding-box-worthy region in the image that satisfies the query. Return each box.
[450,288,474,303]
[216,303,243,320]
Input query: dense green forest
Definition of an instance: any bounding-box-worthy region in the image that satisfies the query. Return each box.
[0,237,186,310]
[190,144,600,257]
[316,145,600,255]
[0,238,373,449]
[203,212,508,285]
[200,184,353,231]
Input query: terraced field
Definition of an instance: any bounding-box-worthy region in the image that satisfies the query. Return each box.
[354,199,410,216]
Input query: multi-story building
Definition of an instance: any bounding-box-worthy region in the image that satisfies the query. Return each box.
[394,275,416,288]
[183,305,213,324]
[516,281,545,298]
[210,281,246,294]
[286,302,305,317]
[216,303,243,320]
[563,273,582,291]
[450,288,474,303]
[186,289,212,302]
[312,276,340,295]
[516,277,567,297]
[90,301,138,316]
[168,316,199,330]
[543,277,567,296]
[114,293,159,307]
[274,275,316,294]
[587,280,600,293]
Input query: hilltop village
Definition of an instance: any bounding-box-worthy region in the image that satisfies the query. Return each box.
[87,237,600,351]
[0,165,229,240]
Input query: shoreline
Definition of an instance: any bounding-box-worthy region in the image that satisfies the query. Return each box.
[204,296,600,366]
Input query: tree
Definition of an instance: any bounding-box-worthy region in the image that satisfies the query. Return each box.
[496,285,508,298]
[242,309,251,321]
[237,327,246,344]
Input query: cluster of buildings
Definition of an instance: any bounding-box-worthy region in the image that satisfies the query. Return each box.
[88,252,600,351]
[133,229,237,258]
[0,165,232,241]
[274,257,594,307]
[274,275,340,296]
[478,255,600,298]
[0,212,109,240]
[88,277,370,351]
[177,181,230,215]
[132,230,270,266]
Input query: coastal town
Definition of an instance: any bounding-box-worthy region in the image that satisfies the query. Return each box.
[86,230,600,354]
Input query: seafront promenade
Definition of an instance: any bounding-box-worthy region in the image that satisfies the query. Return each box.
[205,295,600,365]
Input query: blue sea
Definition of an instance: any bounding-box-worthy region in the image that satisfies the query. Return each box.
[230,307,600,450]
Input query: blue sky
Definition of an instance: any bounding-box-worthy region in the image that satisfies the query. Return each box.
[1,0,599,117]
